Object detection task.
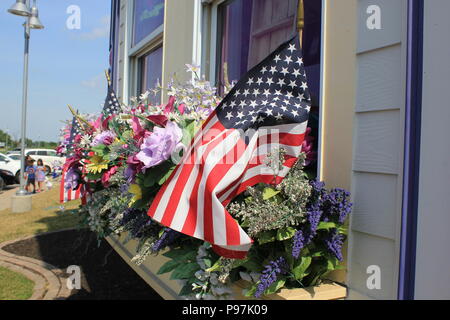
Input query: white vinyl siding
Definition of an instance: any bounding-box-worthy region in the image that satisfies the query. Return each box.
[347,0,408,299]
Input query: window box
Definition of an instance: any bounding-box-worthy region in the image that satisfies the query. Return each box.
[107,233,347,300]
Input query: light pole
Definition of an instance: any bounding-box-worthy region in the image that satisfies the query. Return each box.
[8,0,44,196]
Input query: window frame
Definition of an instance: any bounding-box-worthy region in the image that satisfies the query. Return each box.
[126,0,164,104]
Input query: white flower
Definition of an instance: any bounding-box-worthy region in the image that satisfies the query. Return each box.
[239,272,252,282]
[250,272,261,283]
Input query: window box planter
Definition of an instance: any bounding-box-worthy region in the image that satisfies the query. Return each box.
[106,233,347,300]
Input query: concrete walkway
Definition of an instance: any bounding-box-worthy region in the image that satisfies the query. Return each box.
[0,185,19,211]
[0,233,73,300]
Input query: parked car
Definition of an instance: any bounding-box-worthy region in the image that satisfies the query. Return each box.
[0,153,21,183]
[6,150,20,156]
[0,169,16,191]
[25,149,65,174]
[7,154,21,161]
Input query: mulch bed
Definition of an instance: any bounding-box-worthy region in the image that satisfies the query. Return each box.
[2,229,163,300]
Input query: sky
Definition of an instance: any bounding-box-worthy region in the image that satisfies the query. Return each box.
[0,0,111,142]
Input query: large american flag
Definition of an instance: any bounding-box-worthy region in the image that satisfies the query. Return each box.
[60,115,88,204]
[148,36,311,259]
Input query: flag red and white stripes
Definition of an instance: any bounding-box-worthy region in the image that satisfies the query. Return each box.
[148,36,311,258]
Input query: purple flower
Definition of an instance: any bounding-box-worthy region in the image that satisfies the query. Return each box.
[326,231,345,261]
[136,121,183,169]
[92,130,116,146]
[322,188,352,224]
[292,230,306,259]
[307,205,322,235]
[124,166,136,184]
[64,168,79,190]
[255,257,288,298]
[152,228,181,252]
[120,209,153,239]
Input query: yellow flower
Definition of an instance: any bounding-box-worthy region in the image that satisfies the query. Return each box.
[128,184,142,206]
[86,155,109,174]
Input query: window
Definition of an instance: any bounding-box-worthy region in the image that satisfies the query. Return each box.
[37,151,47,156]
[128,0,165,104]
[216,0,298,90]
[0,155,6,162]
[27,151,36,155]
[137,46,163,104]
[47,151,57,157]
[132,0,165,46]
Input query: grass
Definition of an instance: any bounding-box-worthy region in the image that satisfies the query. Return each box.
[0,183,81,244]
[0,266,34,300]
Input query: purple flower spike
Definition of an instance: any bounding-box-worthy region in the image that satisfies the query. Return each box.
[152,228,181,252]
[255,257,288,298]
[326,231,344,261]
[292,230,306,259]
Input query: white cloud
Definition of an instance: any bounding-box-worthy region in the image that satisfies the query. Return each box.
[81,72,106,89]
[79,16,110,40]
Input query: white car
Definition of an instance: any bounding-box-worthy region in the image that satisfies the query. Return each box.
[0,153,21,182]
[25,149,65,173]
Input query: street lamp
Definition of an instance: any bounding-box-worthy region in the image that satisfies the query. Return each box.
[8,0,44,197]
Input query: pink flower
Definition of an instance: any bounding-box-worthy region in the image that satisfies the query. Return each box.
[92,130,116,146]
[102,166,118,187]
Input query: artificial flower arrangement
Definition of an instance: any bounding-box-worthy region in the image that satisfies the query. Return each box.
[58,66,351,300]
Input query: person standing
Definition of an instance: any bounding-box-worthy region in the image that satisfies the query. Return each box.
[25,159,37,193]
[36,159,46,192]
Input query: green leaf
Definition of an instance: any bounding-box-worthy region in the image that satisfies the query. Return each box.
[157,259,181,275]
[265,279,286,295]
[162,247,194,260]
[243,285,257,297]
[86,172,103,181]
[203,258,212,268]
[170,262,199,280]
[92,144,107,156]
[311,251,324,258]
[317,222,338,231]
[257,230,277,245]
[293,256,312,280]
[262,187,280,200]
[158,166,175,185]
[182,120,196,147]
[206,260,222,273]
[276,227,297,241]
[179,283,194,296]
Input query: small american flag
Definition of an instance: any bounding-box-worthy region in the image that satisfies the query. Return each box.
[147,35,311,258]
[60,171,88,205]
[60,114,89,204]
[102,83,121,117]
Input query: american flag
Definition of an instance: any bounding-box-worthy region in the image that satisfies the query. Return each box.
[147,35,311,259]
[60,114,89,204]
[102,82,121,117]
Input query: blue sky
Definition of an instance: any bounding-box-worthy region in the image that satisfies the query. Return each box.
[0,0,111,142]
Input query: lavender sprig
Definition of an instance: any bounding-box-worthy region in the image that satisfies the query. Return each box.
[152,228,181,252]
[325,231,344,261]
[255,257,288,298]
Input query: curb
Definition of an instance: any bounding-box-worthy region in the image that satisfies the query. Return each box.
[0,229,78,300]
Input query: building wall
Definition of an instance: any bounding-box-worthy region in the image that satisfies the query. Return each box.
[347,0,408,299]
[414,0,450,300]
